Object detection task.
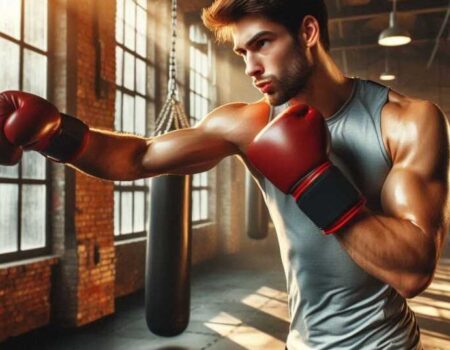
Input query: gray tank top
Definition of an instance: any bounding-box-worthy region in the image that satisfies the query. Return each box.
[253,79,420,349]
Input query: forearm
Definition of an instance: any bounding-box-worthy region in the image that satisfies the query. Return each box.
[336,209,438,298]
[69,128,152,181]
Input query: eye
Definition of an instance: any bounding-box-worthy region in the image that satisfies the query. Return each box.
[255,39,270,50]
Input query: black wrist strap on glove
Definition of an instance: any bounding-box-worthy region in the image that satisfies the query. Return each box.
[41,113,89,163]
[295,164,365,234]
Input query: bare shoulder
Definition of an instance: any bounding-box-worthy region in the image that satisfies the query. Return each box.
[196,99,271,150]
[382,90,449,169]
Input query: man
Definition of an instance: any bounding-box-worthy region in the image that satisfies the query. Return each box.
[0,0,448,349]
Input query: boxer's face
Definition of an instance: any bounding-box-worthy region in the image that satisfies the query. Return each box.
[232,16,313,106]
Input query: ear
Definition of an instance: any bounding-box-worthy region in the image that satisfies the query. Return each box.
[299,15,320,48]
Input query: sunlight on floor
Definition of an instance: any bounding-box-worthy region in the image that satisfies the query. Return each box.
[408,258,450,349]
[201,258,450,350]
[203,286,288,350]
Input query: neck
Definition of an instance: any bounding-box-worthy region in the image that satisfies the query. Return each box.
[289,51,354,118]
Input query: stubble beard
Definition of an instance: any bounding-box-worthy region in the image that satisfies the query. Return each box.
[267,49,313,106]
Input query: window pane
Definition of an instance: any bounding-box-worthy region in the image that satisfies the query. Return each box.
[202,97,208,118]
[115,90,122,131]
[136,58,146,95]
[201,189,208,219]
[136,6,146,57]
[122,93,134,133]
[0,0,21,39]
[114,191,120,236]
[24,0,48,51]
[124,0,136,50]
[0,164,19,179]
[135,95,146,135]
[116,46,123,86]
[121,192,133,234]
[23,49,47,97]
[189,92,195,117]
[0,38,20,91]
[192,191,200,222]
[202,172,208,186]
[134,191,144,232]
[195,73,201,94]
[124,51,135,90]
[193,174,200,187]
[135,179,144,186]
[21,185,46,250]
[202,77,207,95]
[0,184,18,254]
[196,94,201,120]
[22,152,46,179]
[201,52,208,76]
[116,0,124,44]
[189,71,194,94]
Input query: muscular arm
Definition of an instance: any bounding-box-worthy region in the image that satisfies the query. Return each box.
[70,105,241,181]
[336,100,449,298]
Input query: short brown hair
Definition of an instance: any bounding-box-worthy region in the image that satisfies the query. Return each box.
[202,0,330,51]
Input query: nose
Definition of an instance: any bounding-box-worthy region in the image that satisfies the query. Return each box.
[244,53,264,77]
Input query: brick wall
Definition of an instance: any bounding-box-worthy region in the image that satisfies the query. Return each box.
[0,257,58,342]
[71,0,116,326]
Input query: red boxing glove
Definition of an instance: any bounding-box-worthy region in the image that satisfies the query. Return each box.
[0,91,89,163]
[247,104,365,234]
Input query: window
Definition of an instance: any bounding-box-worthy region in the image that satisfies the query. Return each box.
[114,0,154,239]
[0,0,50,263]
[188,24,214,224]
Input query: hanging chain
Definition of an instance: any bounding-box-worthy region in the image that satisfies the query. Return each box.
[168,0,178,98]
[154,0,190,135]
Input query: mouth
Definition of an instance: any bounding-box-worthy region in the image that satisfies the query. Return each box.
[255,80,273,94]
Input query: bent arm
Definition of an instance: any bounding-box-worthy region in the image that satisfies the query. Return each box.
[336,101,450,298]
[70,108,240,181]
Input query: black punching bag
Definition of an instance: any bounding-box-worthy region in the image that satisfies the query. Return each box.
[145,0,193,336]
[146,175,192,336]
[245,171,269,239]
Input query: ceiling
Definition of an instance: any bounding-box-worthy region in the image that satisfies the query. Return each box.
[178,0,449,66]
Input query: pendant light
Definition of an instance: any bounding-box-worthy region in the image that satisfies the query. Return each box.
[378,0,411,46]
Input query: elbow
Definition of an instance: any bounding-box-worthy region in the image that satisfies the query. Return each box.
[399,235,439,299]
[398,275,431,299]
[398,265,436,299]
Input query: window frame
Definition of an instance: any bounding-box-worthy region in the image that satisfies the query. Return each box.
[0,0,51,263]
[114,0,153,240]
[186,18,215,225]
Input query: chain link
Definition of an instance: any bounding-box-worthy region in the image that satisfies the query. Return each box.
[168,0,178,97]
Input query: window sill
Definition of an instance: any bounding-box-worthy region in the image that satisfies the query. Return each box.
[192,221,215,230]
[0,254,59,269]
[114,236,147,246]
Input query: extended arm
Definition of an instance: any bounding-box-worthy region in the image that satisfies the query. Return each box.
[71,125,237,181]
[0,91,240,181]
[336,101,449,298]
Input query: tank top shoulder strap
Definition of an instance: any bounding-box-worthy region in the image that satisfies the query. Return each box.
[356,79,391,166]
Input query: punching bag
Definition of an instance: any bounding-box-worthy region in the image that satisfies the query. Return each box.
[145,0,192,336]
[146,175,191,336]
[245,171,269,239]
